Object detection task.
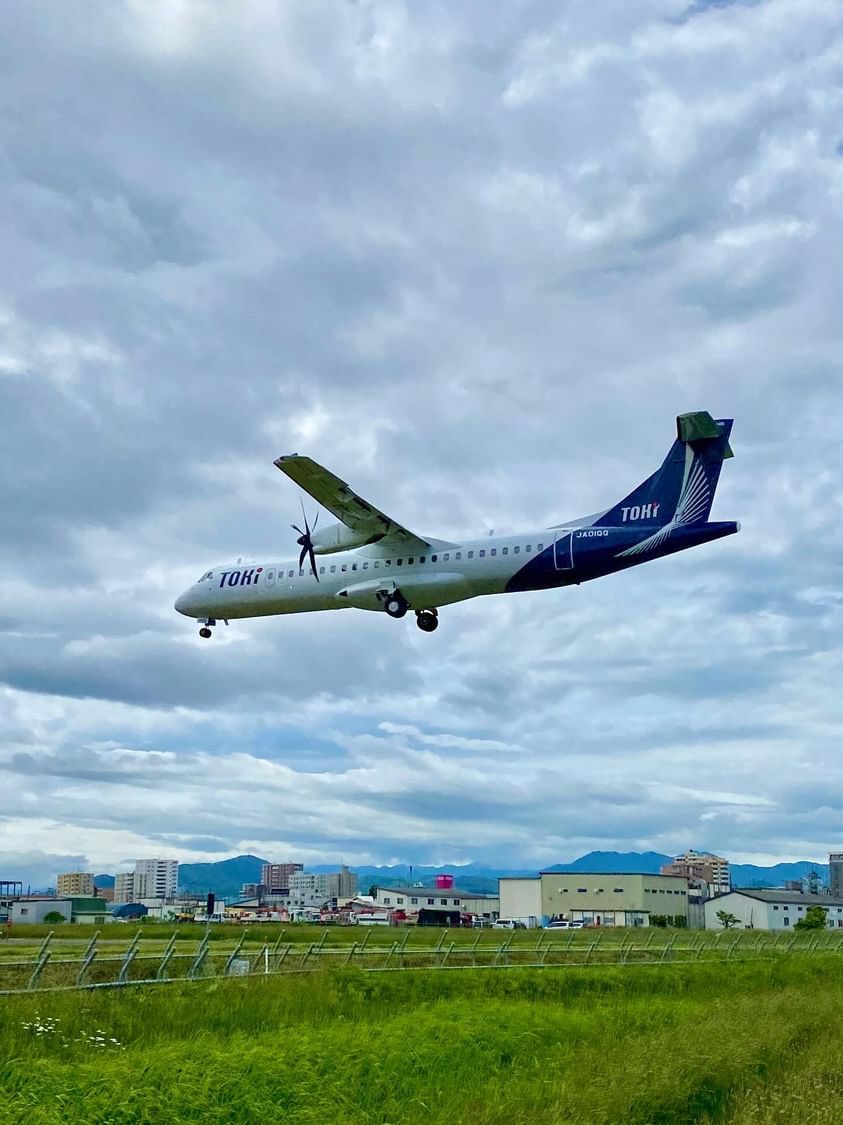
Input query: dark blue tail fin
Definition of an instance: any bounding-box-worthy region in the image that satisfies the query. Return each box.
[595,413,734,529]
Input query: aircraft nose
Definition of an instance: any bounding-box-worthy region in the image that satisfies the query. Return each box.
[174,590,195,617]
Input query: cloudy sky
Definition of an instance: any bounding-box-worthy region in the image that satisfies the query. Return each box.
[2,0,842,887]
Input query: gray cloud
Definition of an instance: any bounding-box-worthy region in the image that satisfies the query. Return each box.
[1,0,841,880]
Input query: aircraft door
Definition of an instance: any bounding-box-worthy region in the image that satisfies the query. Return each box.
[554,530,573,570]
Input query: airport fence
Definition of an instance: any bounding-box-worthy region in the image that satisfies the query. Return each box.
[2,927,842,995]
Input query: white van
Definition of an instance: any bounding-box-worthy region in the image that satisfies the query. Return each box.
[491,918,525,930]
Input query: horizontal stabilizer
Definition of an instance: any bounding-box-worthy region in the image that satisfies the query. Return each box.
[677,411,734,458]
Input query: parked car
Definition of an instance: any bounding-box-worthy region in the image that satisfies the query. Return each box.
[544,919,585,930]
[491,918,526,930]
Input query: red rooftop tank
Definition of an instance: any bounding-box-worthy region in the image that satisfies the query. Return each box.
[435,874,454,889]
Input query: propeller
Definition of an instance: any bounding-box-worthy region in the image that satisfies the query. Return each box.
[292,500,320,581]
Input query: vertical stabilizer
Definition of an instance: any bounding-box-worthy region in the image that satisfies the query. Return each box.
[595,413,733,529]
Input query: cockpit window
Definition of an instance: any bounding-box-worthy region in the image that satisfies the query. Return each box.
[198,571,213,583]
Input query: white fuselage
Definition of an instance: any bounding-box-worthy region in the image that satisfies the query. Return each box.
[174,529,559,621]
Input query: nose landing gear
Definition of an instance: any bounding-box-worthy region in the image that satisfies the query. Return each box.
[197,618,227,639]
[415,609,439,633]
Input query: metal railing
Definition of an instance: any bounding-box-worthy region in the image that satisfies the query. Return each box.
[2,928,841,995]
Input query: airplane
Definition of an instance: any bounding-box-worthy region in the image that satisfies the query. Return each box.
[175,411,738,637]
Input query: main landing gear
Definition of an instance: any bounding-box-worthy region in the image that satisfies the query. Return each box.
[198,618,228,639]
[382,591,439,632]
[384,592,409,619]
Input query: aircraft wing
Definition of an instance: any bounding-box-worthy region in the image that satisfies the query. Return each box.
[274,454,444,552]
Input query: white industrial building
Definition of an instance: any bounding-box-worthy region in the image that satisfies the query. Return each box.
[371,886,500,922]
[704,889,843,930]
[499,872,691,928]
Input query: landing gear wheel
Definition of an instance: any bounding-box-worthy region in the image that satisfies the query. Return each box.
[385,593,409,619]
[416,611,439,633]
[199,627,213,639]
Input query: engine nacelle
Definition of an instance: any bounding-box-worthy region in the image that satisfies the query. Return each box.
[311,522,383,555]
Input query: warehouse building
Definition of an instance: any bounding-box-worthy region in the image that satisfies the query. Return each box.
[499,872,690,928]
[704,890,843,930]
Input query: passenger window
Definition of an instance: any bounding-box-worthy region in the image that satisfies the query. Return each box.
[525,545,531,553]
[419,556,425,564]
[362,562,369,570]
[298,569,304,577]
[537,543,544,550]
[479,549,485,558]
[330,565,336,573]
[396,559,403,566]
[431,554,438,562]
[288,570,294,578]
[467,550,474,559]
[374,561,380,568]
[443,553,450,561]
[341,564,347,572]
[408,558,414,565]
[385,560,391,566]
[455,552,461,560]
[514,545,520,553]
[319,567,325,575]
[501,547,508,555]
[490,548,497,556]
[352,563,358,570]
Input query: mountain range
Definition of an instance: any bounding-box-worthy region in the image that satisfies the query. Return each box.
[174,851,831,898]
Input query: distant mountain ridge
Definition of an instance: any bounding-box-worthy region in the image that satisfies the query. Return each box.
[174,851,833,898]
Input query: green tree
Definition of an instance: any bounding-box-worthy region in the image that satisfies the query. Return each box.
[649,914,668,928]
[715,910,741,930]
[795,905,828,931]
[43,911,66,923]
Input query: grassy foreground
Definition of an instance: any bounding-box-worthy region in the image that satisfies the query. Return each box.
[4,957,843,1123]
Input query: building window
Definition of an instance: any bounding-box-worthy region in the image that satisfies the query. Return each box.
[773,905,779,911]
[440,899,448,905]
[397,898,404,905]
[613,888,623,893]
[411,897,418,905]
[384,897,390,905]
[577,888,587,893]
[427,898,434,905]
[784,918,791,926]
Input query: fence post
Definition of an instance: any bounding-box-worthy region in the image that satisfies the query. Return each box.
[383,942,398,969]
[441,942,455,967]
[188,934,209,980]
[27,950,51,990]
[344,942,357,966]
[223,932,247,975]
[156,933,178,981]
[471,931,481,968]
[76,930,100,987]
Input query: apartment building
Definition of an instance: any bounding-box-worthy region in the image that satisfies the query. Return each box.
[672,851,730,895]
[114,859,179,904]
[56,872,94,897]
[260,862,303,894]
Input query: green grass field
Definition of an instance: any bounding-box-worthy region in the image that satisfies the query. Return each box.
[4,954,843,1123]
